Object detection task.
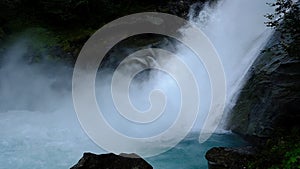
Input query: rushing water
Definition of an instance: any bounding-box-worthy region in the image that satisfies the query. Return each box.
[187,0,273,129]
[0,0,273,168]
[0,112,246,169]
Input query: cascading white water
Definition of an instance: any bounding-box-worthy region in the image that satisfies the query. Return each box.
[97,0,273,138]
[185,0,273,130]
[0,0,273,168]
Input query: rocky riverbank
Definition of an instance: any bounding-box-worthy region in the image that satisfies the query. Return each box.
[205,146,256,169]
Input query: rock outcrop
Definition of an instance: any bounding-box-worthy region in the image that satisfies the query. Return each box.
[207,3,300,168]
[70,152,153,169]
[226,7,300,139]
[205,146,256,169]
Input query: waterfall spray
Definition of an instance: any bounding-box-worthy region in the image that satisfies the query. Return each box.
[0,0,274,167]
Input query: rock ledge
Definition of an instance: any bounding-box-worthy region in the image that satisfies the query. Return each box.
[71,152,153,169]
[205,146,256,169]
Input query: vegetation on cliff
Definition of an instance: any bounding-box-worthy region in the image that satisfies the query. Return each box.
[0,0,206,64]
[247,129,300,169]
[228,0,299,139]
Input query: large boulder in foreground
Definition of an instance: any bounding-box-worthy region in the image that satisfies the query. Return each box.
[70,153,153,169]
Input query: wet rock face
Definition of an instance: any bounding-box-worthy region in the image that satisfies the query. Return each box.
[205,147,256,169]
[70,153,153,169]
[227,11,300,138]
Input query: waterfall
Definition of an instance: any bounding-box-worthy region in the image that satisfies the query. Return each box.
[184,0,273,131]
[0,0,275,167]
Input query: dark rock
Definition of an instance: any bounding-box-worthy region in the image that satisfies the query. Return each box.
[226,6,300,140]
[70,152,153,169]
[205,146,256,169]
[0,27,5,40]
[207,4,300,169]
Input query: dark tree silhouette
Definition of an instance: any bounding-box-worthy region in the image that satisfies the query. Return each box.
[264,0,300,56]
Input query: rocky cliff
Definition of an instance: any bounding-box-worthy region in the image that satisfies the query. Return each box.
[207,2,300,168]
[227,2,300,139]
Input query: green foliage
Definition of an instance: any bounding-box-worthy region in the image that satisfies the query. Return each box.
[264,0,300,57]
[21,28,61,62]
[265,0,294,28]
[248,128,300,169]
[0,0,171,28]
[248,3,300,168]
[282,147,300,169]
[0,0,166,62]
[0,26,94,63]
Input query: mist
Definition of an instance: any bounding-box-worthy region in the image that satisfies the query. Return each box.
[0,38,103,168]
[0,0,274,166]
